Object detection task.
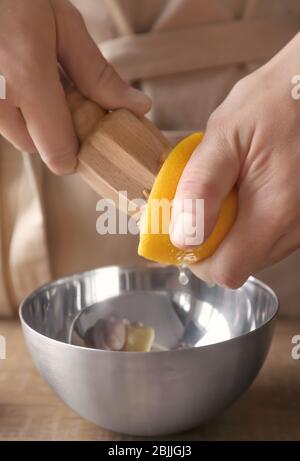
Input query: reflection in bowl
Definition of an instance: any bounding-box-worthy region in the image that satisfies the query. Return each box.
[20,265,278,436]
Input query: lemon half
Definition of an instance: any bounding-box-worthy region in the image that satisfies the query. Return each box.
[138,133,237,265]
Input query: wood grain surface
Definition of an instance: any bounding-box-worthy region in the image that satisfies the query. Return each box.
[67,89,171,212]
[0,319,299,441]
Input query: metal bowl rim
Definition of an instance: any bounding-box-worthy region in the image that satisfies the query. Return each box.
[19,263,279,356]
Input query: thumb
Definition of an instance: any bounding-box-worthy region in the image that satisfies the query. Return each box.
[53,0,151,116]
[170,128,239,249]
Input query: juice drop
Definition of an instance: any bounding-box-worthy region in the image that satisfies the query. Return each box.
[178,263,190,286]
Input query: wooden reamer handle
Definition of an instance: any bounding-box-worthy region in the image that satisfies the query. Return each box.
[66,89,171,213]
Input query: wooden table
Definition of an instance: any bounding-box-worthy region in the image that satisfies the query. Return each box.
[0,318,300,441]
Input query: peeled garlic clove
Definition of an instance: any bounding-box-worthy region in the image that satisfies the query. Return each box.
[104,317,127,351]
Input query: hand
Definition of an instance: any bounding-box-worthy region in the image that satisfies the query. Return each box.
[170,32,300,288]
[0,0,151,174]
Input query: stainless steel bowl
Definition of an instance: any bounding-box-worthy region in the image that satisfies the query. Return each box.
[20,265,278,436]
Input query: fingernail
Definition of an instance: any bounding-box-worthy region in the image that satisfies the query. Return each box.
[127,87,152,113]
[171,212,204,248]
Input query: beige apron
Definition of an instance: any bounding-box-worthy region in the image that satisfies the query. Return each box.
[1,0,300,316]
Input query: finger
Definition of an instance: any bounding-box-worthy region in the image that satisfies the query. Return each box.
[189,258,215,285]
[20,67,78,175]
[53,0,151,116]
[189,190,280,288]
[0,101,36,152]
[170,127,240,249]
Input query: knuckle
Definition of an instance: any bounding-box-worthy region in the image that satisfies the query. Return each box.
[68,3,86,28]
[8,49,50,100]
[206,111,231,146]
[207,109,225,130]
[198,181,221,202]
[207,79,249,133]
[95,61,116,89]
[80,61,116,100]
[54,0,86,26]
[178,178,219,203]
[230,76,249,97]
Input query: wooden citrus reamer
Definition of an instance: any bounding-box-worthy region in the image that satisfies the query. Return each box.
[67,89,172,215]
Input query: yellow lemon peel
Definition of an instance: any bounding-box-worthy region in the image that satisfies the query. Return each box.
[138,132,237,265]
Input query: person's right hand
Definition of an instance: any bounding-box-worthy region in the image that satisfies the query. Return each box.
[0,0,151,174]
[169,32,300,288]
